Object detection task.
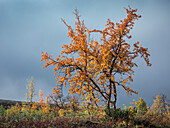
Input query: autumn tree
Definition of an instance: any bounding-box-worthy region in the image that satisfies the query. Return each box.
[25,77,36,105]
[41,6,151,116]
[151,94,170,114]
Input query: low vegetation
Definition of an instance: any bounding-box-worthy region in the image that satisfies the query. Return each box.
[0,94,169,127]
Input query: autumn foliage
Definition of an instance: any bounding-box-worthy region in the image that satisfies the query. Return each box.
[41,6,151,115]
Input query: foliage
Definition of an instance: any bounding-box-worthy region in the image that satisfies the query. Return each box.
[130,97,148,115]
[81,91,100,116]
[0,94,170,127]
[135,113,170,127]
[105,108,132,124]
[150,94,169,114]
[58,109,66,116]
[0,105,5,116]
[69,96,79,112]
[48,80,72,109]
[25,77,36,105]
[41,6,151,116]
[38,90,44,104]
[122,95,170,127]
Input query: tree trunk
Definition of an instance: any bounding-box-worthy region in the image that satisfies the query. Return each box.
[107,100,111,117]
[113,83,117,111]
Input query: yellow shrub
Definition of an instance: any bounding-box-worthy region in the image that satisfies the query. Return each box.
[58,109,65,116]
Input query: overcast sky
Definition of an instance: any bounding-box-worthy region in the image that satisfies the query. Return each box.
[0,0,170,108]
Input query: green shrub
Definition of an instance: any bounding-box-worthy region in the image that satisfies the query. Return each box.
[104,108,132,122]
[0,105,5,116]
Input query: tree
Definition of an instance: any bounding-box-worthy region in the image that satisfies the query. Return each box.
[41,6,151,116]
[48,92,70,109]
[131,98,148,115]
[25,77,36,105]
[160,94,170,113]
[151,94,170,114]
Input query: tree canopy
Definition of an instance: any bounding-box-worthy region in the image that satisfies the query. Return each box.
[41,6,151,116]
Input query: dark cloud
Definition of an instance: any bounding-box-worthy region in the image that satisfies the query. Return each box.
[0,0,170,107]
